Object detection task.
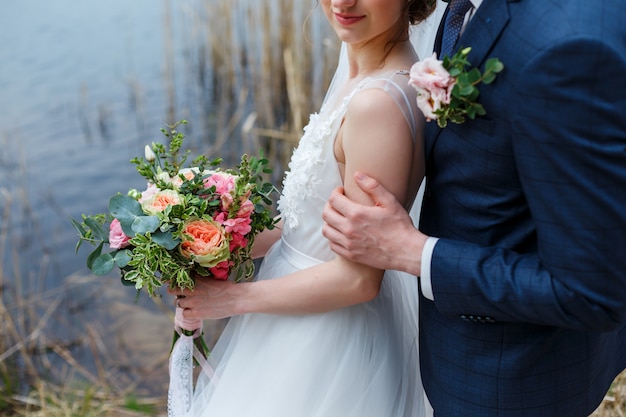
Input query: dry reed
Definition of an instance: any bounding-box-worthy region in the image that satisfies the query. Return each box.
[183,0,340,178]
[0,184,170,415]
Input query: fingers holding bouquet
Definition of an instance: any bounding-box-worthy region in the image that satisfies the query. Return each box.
[168,276,244,321]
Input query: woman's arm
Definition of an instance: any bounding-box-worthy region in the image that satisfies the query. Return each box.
[171,256,383,319]
[250,218,283,259]
[170,88,418,319]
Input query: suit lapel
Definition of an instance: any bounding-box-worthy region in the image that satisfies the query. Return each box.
[425,0,514,160]
[457,0,513,68]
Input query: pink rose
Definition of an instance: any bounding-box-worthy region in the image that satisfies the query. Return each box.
[109,218,131,249]
[203,172,236,196]
[409,53,454,91]
[172,168,200,188]
[179,218,230,267]
[229,232,248,251]
[414,87,440,121]
[138,183,159,204]
[141,189,182,215]
[210,260,232,280]
[409,53,456,120]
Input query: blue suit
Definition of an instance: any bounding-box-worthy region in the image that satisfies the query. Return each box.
[419,0,626,415]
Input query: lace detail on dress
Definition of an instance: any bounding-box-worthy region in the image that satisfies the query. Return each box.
[277,111,335,230]
[278,72,419,231]
[278,78,373,230]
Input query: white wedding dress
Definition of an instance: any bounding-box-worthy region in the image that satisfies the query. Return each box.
[171,4,447,415]
[180,70,426,417]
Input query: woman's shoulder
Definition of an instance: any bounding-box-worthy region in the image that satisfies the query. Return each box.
[346,70,421,138]
[365,69,416,95]
[350,70,416,104]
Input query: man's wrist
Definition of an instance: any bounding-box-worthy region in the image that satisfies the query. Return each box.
[405,230,429,277]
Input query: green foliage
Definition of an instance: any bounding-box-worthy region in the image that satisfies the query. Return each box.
[123,394,158,414]
[72,120,280,297]
[436,47,504,128]
[109,195,160,237]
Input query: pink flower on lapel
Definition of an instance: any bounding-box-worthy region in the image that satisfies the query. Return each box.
[409,53,457,120]
[409,47,504,128]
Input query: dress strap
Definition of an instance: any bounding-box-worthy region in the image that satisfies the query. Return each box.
[357,71,421,142]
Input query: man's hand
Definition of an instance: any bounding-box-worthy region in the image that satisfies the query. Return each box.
[322,172,427,276]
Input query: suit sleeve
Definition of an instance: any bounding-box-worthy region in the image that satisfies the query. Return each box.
[430,37,626,331]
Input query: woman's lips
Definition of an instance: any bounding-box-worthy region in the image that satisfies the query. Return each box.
[334,13,364,26]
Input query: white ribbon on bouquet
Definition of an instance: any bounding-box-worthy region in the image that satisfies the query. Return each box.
[168,307,216,417]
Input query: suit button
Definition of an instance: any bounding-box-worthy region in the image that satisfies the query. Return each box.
[460,314,496,324]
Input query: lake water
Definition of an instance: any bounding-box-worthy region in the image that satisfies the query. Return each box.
[0,0,337,398]
[0,0,336,287]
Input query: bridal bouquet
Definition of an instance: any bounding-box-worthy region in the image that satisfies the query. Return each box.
[72,120,279,356]
[73,120,278,293]
[409,47,504,128]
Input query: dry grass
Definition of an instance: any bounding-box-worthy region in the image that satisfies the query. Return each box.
[0,183,171,416]
[175,0,340,176]
[592,371,626,417]
[0,272,171,416]
[9,383,163,417]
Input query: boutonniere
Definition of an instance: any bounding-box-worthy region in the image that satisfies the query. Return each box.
[409,47,504,128]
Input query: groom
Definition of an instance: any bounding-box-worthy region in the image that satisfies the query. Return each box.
[322,0,626,415]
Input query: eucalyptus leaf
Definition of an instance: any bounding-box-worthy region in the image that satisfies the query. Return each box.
[448,67,462,77]
[459,84,475,96]
[467,88,480,101]
[87,242,104,269]
[109,194,144,236]
[92,252,115,275]
[466,68,481,84]
[152,230,180,250]
[486,58,504,73]
[109,194,144,218]
[483,73,497,84]
[114,250,132,268]
[131,215,160,235]
[451,85,463,99]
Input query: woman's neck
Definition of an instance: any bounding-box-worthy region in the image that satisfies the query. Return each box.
[345,40,417,79]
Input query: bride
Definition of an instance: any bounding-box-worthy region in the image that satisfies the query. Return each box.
[168,1,445,416]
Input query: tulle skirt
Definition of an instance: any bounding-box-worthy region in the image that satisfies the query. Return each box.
[188,239,426,417]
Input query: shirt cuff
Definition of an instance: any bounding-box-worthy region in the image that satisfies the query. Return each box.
[420,237,439,301]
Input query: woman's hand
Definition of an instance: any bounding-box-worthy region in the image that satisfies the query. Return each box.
[168,278,249,320]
